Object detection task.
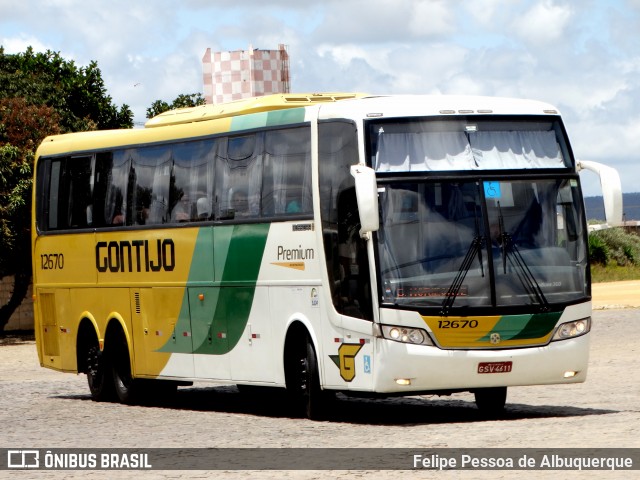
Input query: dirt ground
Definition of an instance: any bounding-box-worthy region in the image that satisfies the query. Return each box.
[591,280,640,309]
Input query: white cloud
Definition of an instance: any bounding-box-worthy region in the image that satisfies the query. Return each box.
[408,0,455,37]
[465,0,512,26]
[311,0,457,44]
[1,34,51,54]
[511,0,574,47]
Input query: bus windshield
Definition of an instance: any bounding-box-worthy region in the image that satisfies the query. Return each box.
[376,178,588,312]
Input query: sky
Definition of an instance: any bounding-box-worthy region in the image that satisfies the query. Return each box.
[2,0,640,197]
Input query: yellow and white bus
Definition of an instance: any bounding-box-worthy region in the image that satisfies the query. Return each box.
[32,93,622,418]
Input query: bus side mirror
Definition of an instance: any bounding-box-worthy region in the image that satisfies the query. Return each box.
[350,164,379,235]
[577,160,623,226]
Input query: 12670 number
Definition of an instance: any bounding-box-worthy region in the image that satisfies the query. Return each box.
[437,319,478,329]
[41,253,64,270]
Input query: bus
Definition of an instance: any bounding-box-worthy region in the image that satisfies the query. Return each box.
[32,93,622,419]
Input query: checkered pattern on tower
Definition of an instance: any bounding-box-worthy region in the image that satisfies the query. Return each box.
[203,44,290,105]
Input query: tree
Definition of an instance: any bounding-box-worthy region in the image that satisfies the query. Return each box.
[146,93,205,119]
[0,100,62,331]
[0,47,133,131]
[0,47,133,332]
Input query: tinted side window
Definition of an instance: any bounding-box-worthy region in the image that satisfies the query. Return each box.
[40,156,93,230]
[215,134,263,220]
[36,125,312,231]
[131,146,172,226]
[103,151,130,226]
[171,140,217,222]
[262,128,312,216]
[319,121,372,320]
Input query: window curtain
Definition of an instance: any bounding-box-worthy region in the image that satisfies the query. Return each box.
[375,131,475,171]
[374,129,563,172]
[469,131,563,169]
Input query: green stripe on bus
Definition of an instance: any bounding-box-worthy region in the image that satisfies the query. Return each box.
[477,311,561,342]
[230,108,306,131]
[194,223,270,354]
[508,311,562,340]
[160,223,270,355]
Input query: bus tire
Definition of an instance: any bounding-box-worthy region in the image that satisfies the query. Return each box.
[110,328,139,404]
[474,387,507,416]
[285,334,328,420]
[86,342,115,402]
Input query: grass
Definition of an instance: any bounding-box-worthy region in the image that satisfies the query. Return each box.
[590,264,640,283]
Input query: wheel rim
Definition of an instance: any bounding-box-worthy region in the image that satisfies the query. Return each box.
[86,345,102,390]
[299,355,310,396]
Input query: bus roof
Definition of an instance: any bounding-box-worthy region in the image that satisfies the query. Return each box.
[35,93,562,158]
[315,94,561,121]
[144,92,367,128]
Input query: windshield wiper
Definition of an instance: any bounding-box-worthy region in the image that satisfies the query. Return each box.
[441,208,486,316]
[497,203,549,311]
[440,234,485,315]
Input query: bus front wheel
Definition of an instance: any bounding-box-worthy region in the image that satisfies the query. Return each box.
[285,335,328,420]
[474,387,507,416]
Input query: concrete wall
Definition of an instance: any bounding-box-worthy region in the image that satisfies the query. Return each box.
[0,276,33,331]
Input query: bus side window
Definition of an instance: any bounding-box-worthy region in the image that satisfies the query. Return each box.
[66,156,94,228]
[171,140,216,223]
[319,120,373,321]
[131,146,172,226]
[263,127,312,217]
[215,134,262,220]
[336,189,372,320]
[103,151,130,227]
[46,159,63,230]
[43,156,93,230]
[90,152,112,228]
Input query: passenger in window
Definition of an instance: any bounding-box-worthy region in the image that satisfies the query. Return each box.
[172,194,192,222]
[196,197,210,220]
[110,190,125,225]
[286,199,302,213]
[135,189,152,225]
[112,209,125,225]
[136,202,150,225]
[514,199,543,248]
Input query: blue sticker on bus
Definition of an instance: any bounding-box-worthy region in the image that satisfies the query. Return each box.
[363,355,371,374]
[484,181,501,199]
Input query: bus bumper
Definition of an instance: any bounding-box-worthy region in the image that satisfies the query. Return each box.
[371,333,589,393]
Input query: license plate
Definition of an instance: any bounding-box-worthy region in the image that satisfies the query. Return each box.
[477,361,512,374]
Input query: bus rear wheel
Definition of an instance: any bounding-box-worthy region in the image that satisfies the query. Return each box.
[110,330,140,404]
[474,387,507,416]
[86,343,115,402]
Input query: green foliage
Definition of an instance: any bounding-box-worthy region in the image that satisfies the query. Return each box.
[589,228,640,267]
[0,46,133,131]
[588,234,609,266]
[0,144,32,274]
[146,93,206,119]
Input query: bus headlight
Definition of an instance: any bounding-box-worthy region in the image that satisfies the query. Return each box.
[380,324,433,346]
[552,317,591,341]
